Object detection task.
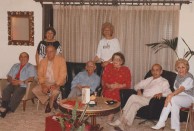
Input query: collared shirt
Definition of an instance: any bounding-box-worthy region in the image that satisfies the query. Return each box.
[71,70,100,93]
[7,63,36,88]
[134,76,171,98]
[45,61,55,84]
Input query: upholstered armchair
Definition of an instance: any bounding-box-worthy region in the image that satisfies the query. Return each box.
[0,79,37,111]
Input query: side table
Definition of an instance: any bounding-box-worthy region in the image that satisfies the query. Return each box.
[59,97,121,126]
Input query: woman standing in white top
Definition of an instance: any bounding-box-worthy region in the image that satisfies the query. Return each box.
[93,22,121,67]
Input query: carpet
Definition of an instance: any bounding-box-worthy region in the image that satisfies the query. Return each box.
[0,99,186,131]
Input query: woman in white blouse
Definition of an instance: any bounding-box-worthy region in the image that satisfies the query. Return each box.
[152,58,194,131]
[93,22,121,67]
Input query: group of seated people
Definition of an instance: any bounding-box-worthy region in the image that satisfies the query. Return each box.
[0,24,193,131]
[0,45,67,117]
[0,45,130,115]
[108,59,194,131]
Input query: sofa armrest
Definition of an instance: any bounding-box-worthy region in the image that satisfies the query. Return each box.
[120,89,137,108]
[22,80,37,100]
[148,97,166,119]
[137,97,166,119]
[0,79,9,98]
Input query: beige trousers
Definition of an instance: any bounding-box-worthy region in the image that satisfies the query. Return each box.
[120,94,151,126]
[32,85,59,108]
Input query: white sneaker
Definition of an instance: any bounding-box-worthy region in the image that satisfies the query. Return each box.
[108,120,121,126]
[151,122,165,130]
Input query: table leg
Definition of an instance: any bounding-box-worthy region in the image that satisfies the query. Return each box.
[91,115,96,126]
[90,116,103,130]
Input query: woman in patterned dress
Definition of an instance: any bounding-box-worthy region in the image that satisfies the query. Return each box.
[102,52,131,121]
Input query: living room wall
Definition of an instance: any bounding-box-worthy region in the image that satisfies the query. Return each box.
[178,3,194,75]
[0,0,42,78]
[0,1,194,78]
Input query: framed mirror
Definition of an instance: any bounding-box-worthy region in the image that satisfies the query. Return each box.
[8,11,34,46]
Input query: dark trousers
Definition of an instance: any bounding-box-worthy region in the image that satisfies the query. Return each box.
[2,84,26,112]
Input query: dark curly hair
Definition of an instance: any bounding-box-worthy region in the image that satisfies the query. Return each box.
[45,27,56,36]
[112,52,125,65]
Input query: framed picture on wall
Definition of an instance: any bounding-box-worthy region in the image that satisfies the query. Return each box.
[8,11,34,46]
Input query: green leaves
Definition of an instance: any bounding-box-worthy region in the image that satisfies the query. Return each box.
[182,38,194,61]
[162,37,178,50]
[146,37,179,58]
[146,37,194,61]
[57,101,89,131]
[58,117,65,131]
[72,101,79,121]
[146,37,178,56]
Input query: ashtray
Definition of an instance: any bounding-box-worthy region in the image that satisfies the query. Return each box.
[89,101,96,107]
[105,100,117,105]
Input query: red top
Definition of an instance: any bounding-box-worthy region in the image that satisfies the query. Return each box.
[102,63,131,101]
[15,64,25,80]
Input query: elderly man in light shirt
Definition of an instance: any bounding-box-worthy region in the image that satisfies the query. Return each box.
[109,64,171,130]
[0,52,36,118]
[68,61,100,98]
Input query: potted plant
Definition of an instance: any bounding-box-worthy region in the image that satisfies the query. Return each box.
[55,101,91,131]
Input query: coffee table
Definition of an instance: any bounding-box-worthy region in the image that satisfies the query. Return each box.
[59,97,121,126]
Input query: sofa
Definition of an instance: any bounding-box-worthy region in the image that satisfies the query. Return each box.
[61,62,102,98]
[120,70,188,122]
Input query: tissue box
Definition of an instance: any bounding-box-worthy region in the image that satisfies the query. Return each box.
[82,87,90,104]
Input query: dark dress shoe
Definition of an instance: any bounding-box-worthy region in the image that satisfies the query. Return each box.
[0,110,7,118]
[45,103,51,113]
[114,126,123,131]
